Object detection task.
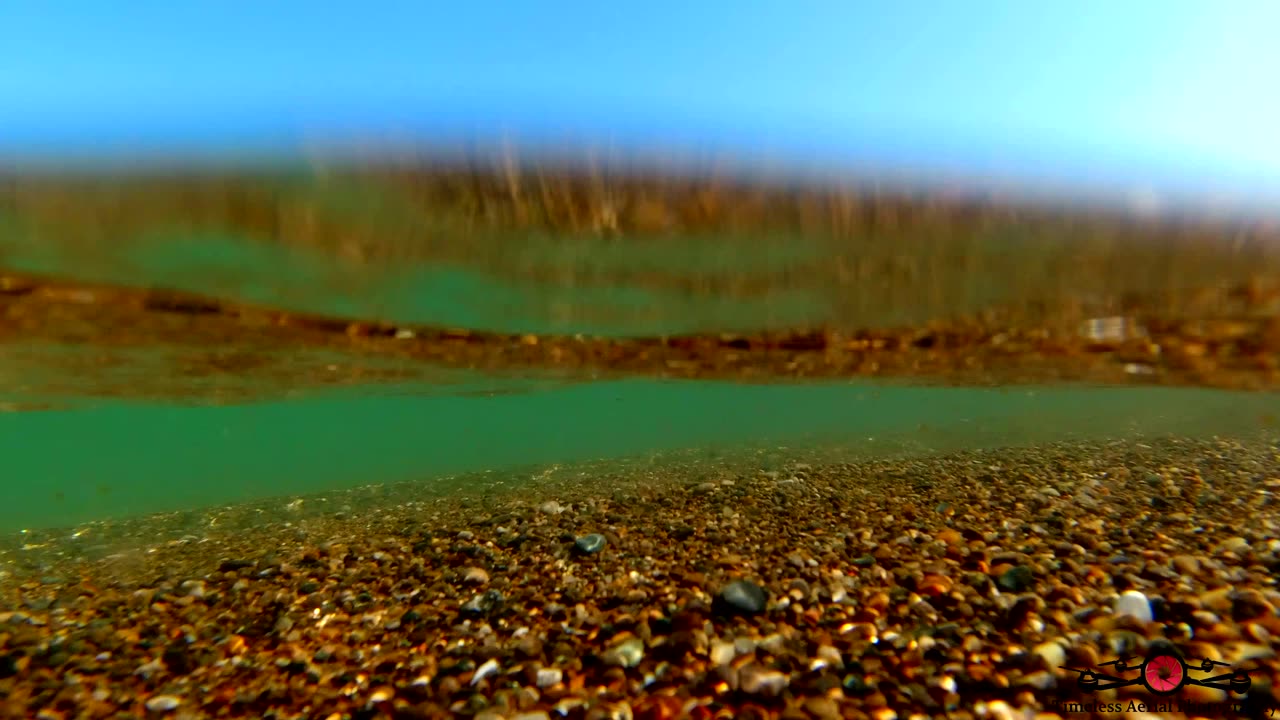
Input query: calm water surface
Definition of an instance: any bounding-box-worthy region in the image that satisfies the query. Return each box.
[2,183,1277,533]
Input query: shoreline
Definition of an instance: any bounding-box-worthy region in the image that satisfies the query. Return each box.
[3,270,1279,399]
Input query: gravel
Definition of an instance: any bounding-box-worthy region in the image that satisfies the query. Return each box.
[1,435,1279,719]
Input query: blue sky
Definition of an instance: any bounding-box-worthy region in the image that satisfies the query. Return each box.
[2,2,1278,197]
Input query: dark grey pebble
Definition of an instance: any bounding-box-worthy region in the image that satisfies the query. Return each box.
[853,556,876,567]
[714,579,769,615]
[461,590,504,617]
[842,674,871,693]
[997,565,1035,592]
[574,534,607,554]
[297,581,319,595]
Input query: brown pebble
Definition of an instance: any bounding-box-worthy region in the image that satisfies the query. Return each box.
[1171,554,1201,575]
[936,529,963,546]
[803,696,841,720]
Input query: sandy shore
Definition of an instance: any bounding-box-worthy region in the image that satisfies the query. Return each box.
[2,435,1279,719]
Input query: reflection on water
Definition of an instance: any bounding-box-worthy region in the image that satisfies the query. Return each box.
[1,162,1278,534]
[5,166,1279,338]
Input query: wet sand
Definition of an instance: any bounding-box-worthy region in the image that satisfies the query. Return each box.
[3,435,1279,719]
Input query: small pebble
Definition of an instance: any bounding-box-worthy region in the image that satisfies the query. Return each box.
[602,637,645,667]
[463,567,490,585]
[1114,589,1154,623]
[714,579,769,615]
[804,697,841,720]
[709,640,735,666]
[144,695,181,713]
[739,665,789,695]
[1170,555,1201,575]
[370,687,393,703]
[1220,536,1251,554]
[461,590,504,616]
[1033,640,1066,671]
[535,667,563,688]
[471,658,500,686]
[997,565,1034,592]
[574,533,606,554]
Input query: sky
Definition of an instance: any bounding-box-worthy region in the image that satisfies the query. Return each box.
[1,1,1278,199]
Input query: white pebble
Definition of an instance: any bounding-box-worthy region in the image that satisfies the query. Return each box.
[709,640,735,666]
[471,658,500,686]
[1114,590,1154,623]
[1033,640,1066,671]
[144,695,181,712]
[603,637,645,667]
[535,667,563,688]
[740,667,789,695]
[370,688,393,703]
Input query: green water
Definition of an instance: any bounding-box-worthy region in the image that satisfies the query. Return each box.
[2,380,1272,532]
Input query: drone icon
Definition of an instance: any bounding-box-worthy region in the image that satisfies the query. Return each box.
[1066,643,1251,696]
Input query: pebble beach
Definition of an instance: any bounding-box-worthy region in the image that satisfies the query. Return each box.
[3,435,1279,720]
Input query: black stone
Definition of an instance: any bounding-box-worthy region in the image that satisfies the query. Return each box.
[670,525,695,541]
[842,674,871,693]
[297,581,320,595]
[0,653,19,679]
[162,642,195,675]
[714,579,769,616]
[217,559,255,573]
[1148,595,1167,622]
[498,534,530,549]
[997,565,1035,592]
